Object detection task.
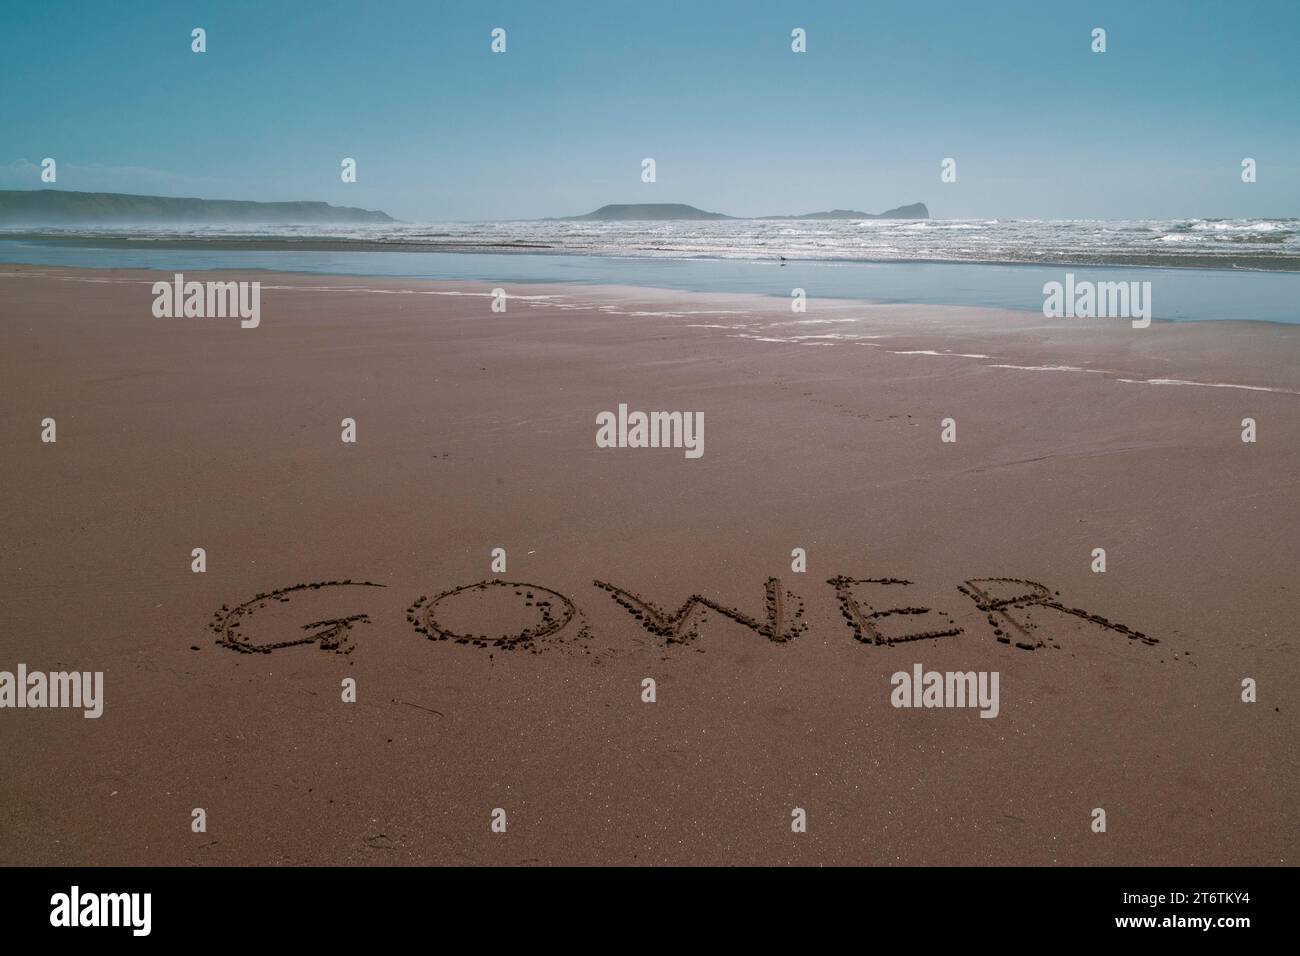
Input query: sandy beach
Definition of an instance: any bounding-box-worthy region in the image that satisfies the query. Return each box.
[0,263,1295,866]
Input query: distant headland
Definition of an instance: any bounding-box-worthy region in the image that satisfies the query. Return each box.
[560,202,929,221]
[0,190,930,225]
[0,189,395,225]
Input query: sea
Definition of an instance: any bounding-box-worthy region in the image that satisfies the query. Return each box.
[2,217,1298,323]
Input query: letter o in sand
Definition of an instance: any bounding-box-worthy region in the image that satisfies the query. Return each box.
[408,580,576,650]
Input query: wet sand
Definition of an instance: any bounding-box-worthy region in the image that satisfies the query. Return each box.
[0,264,1296,865]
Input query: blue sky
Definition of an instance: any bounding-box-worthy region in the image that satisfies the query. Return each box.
[1,0,1297,220]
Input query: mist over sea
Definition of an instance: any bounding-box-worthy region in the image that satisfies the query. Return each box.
[5,217,1299,270]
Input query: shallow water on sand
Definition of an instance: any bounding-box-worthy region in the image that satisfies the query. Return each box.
[2,241,1299,324]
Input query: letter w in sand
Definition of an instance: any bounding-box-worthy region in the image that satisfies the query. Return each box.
[593,577,807,643]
